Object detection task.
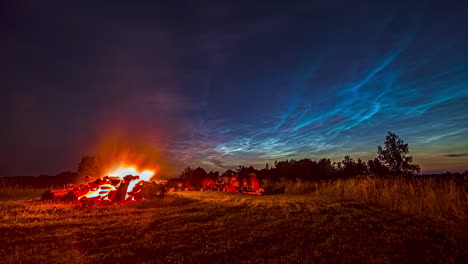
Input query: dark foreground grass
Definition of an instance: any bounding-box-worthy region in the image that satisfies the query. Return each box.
[0,185,50,201]
[1,190,467,263]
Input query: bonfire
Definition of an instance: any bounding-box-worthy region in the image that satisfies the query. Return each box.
[42,166,164,203]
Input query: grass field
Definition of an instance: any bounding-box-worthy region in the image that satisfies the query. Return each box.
[1,177,468,263]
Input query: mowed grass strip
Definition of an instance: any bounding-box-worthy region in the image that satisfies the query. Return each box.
[1,191,467,263]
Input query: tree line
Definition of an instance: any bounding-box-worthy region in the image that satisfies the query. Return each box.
[178,132,422,187]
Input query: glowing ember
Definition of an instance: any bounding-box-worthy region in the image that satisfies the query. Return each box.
[108,167,155,195]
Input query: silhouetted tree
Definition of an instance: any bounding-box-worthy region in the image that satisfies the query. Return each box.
[180,167,194,179]
[222,169,237,177]
[179,166,207,187]
[77,155,101,182]
[192,167,208,186]
[377,132,420,177]
[236,165,256,180]
[316,158,337,180]
[275,159,298,180]
[207,171,220,181]
[367,158,389,176]
[356,158,368,174]
[338,156,368,178]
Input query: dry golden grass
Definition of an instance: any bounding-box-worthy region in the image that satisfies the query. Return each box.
[1,177,467,263]
[263,175,468,219]
[315,175,467,218]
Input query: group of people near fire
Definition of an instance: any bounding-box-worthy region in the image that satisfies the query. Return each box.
[169,173,262,194]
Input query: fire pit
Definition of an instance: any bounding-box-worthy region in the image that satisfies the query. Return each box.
[42,166,164,204]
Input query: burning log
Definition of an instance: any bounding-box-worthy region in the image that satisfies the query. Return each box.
[140,181,165,199]
[41,188,80,201]
[112,177,130,203]
[41,189,69,200]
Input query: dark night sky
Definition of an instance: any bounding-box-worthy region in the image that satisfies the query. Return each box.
[2,1,468,176]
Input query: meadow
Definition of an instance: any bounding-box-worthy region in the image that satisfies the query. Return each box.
[1,176,467,263]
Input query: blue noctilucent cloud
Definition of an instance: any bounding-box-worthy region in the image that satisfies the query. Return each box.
[2,1,468,175]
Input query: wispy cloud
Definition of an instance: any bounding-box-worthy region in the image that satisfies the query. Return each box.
[443,153,468,158]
